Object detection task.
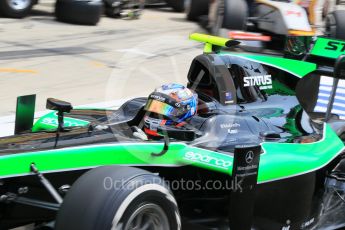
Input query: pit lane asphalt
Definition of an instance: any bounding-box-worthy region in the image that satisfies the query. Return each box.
[0,1,202,121]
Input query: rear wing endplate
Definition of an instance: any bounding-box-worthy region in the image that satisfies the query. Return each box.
[311,37,345,59]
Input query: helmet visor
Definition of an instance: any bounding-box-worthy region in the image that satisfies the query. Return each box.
[144,99,183,118]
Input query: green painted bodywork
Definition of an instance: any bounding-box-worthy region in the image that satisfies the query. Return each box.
[311,37,345,59]
[259,124,344,182]
[32,111,89,132]
[0,142,230,178]
[219,53,317,78]
[0,124,343,183]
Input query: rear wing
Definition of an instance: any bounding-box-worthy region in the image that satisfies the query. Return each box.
[311,37,345,59]
[189,33,240,53]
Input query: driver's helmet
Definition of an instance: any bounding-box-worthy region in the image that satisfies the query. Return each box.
[143,83,198,137]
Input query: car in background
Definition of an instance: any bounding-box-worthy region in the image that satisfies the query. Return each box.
[186,0,345,52]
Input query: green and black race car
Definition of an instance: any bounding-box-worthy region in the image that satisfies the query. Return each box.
[1,33,345,230]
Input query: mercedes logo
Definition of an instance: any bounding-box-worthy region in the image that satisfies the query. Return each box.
[245,151,254,164]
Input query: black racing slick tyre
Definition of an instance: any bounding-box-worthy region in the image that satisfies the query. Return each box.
[55,0,103,25]
[326,10,345,40]
[185,0,209,21]
[221,0,248,30]
[166,0,184,12]
[0,0,33,18]
[55,166,181,230]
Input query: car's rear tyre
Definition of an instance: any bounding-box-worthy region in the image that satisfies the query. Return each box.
[185,0,209,21]
[55,0,103,25]
[165,0,184,12]
[55,166,181,230]
[0,0,33,18]
[325,10,345,40]
[221,0,248,30]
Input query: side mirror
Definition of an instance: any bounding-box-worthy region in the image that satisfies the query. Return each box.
[46,98,73,132]
[46,98,72,113]
[334,55,345,80]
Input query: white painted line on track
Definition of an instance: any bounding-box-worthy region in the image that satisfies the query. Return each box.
[116,48,157,57]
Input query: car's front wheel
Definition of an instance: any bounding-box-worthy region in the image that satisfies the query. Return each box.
[55,166,181,230]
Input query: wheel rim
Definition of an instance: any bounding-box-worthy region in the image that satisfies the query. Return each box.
[124,203,170,230]
[6,0,30,11]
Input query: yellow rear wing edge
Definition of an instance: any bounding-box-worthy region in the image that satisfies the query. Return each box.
[189,33,240,53]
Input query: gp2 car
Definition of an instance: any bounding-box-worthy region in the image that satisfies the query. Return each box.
[2,33,345,230]
[187,0,345,52]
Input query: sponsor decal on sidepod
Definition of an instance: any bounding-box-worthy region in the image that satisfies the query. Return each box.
[184,151,232,169]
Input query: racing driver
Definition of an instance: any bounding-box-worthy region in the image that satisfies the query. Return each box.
[141,83,198,139]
